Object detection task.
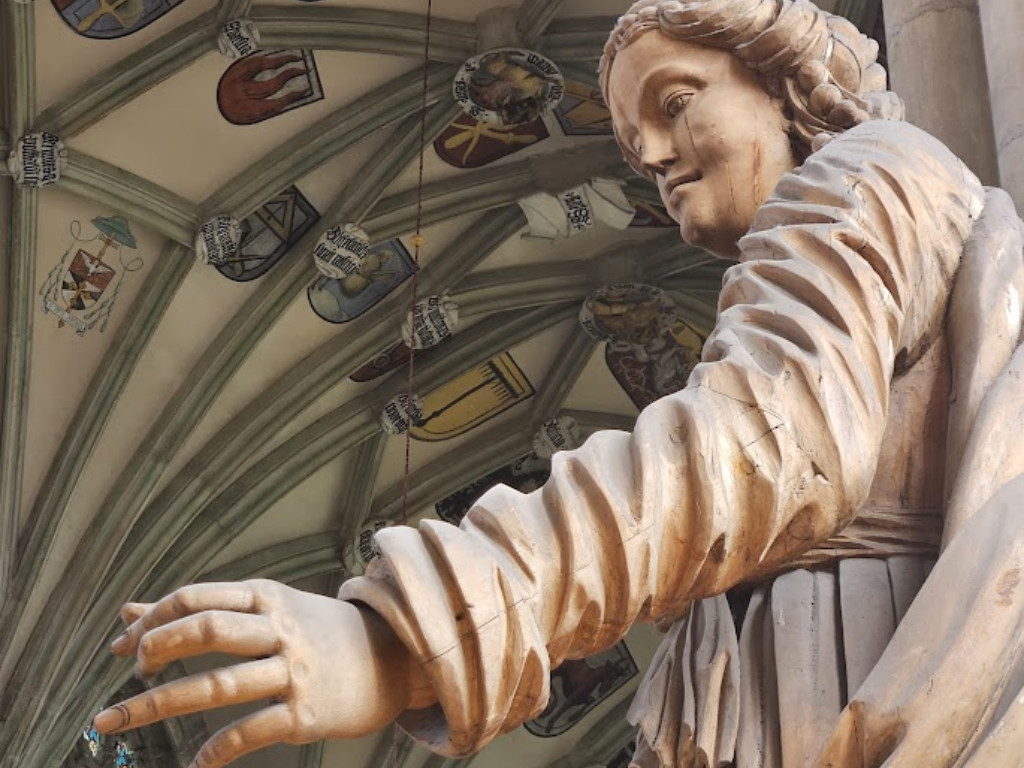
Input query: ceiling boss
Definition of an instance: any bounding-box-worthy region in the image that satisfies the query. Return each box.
[93,2,1024,768]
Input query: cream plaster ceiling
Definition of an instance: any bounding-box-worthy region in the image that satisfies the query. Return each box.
[0,1,881,768]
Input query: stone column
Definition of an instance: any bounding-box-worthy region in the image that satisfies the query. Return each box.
[980,0,1024,211]
[883,0,999,185]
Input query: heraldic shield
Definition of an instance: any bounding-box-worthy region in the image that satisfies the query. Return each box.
[40,215,143,336]
[63,250,116,312]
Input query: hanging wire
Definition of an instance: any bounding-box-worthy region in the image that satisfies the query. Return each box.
[400,0,434,530]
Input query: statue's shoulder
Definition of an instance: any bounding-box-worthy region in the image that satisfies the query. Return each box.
[762,119,985,238]
[821,120,978,188]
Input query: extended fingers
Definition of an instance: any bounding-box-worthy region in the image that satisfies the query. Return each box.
[113,582,263,657]
[94,657,289,734]
[135,611,280,679]
[191,704,297,768]
[121,602,151,625]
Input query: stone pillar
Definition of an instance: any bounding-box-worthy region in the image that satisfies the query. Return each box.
[980,0,1024,211]
[883,0,999,185]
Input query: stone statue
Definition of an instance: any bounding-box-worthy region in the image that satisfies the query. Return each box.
[93,1,1024,766]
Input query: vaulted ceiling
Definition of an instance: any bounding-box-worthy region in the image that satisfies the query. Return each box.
[0,2,881,768]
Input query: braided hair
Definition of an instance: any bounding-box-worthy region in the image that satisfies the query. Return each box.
[599,0,903,170]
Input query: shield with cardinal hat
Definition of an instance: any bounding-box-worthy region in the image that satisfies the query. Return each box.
[40,215,144,336]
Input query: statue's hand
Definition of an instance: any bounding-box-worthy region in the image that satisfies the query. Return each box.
[94,580,429,768]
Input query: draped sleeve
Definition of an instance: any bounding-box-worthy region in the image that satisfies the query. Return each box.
[338,121,984,757]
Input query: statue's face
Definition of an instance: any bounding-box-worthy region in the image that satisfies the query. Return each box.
[606,30,798,258]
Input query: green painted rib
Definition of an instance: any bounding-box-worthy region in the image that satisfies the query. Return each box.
[538,17,620,60]
[452,260,595,316]
[449,232,690,316]
[0,188,36,596]
[662,289,720,330]
[518,0,568,45]
[0,2,34,595]
[58,150,199,245]
[641,240,717,282]
[528,327,598,426]
[298,740,326,768]
[546,699,635,768]
[33,10,218,139]
[556,60,601,89]
[217,0,252,24]
[835,0,882,31]
[334,431,389,540]
[200,532,341,584]
[252,6,475,63]
[4,2,35,139]
[6,244,191,652]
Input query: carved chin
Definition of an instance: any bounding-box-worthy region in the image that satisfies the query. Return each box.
[679,218,725,257]
[678,213,745,260]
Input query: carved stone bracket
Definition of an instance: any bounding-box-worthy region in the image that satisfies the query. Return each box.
[194,215,242,265]
[7,133,66,187]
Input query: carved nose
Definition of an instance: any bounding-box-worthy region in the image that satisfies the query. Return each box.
[639,139,679,179]
[642,155,676,179]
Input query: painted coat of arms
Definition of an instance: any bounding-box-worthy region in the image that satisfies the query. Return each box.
[579,284,708,410]
[411,353,535,442]
[51,0,188,38]
[39,215,143,336]
[525,642,639,737]
[553,81,614,136]
[307,238,416,324]
[215,186,320,282]
[454,48,564,126]
[434,115,549,168]
[351,341,414,382]
[606,318,707,410]
[218,50,324,126]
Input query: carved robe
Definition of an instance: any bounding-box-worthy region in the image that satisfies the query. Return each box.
[340,120,1024,767]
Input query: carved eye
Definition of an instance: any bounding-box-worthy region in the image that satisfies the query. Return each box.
[665,92,692,118]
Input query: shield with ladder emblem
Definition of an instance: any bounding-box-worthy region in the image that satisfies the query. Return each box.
[410,353,535,442]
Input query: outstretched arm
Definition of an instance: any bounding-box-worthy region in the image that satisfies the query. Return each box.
[96,121,982,766]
